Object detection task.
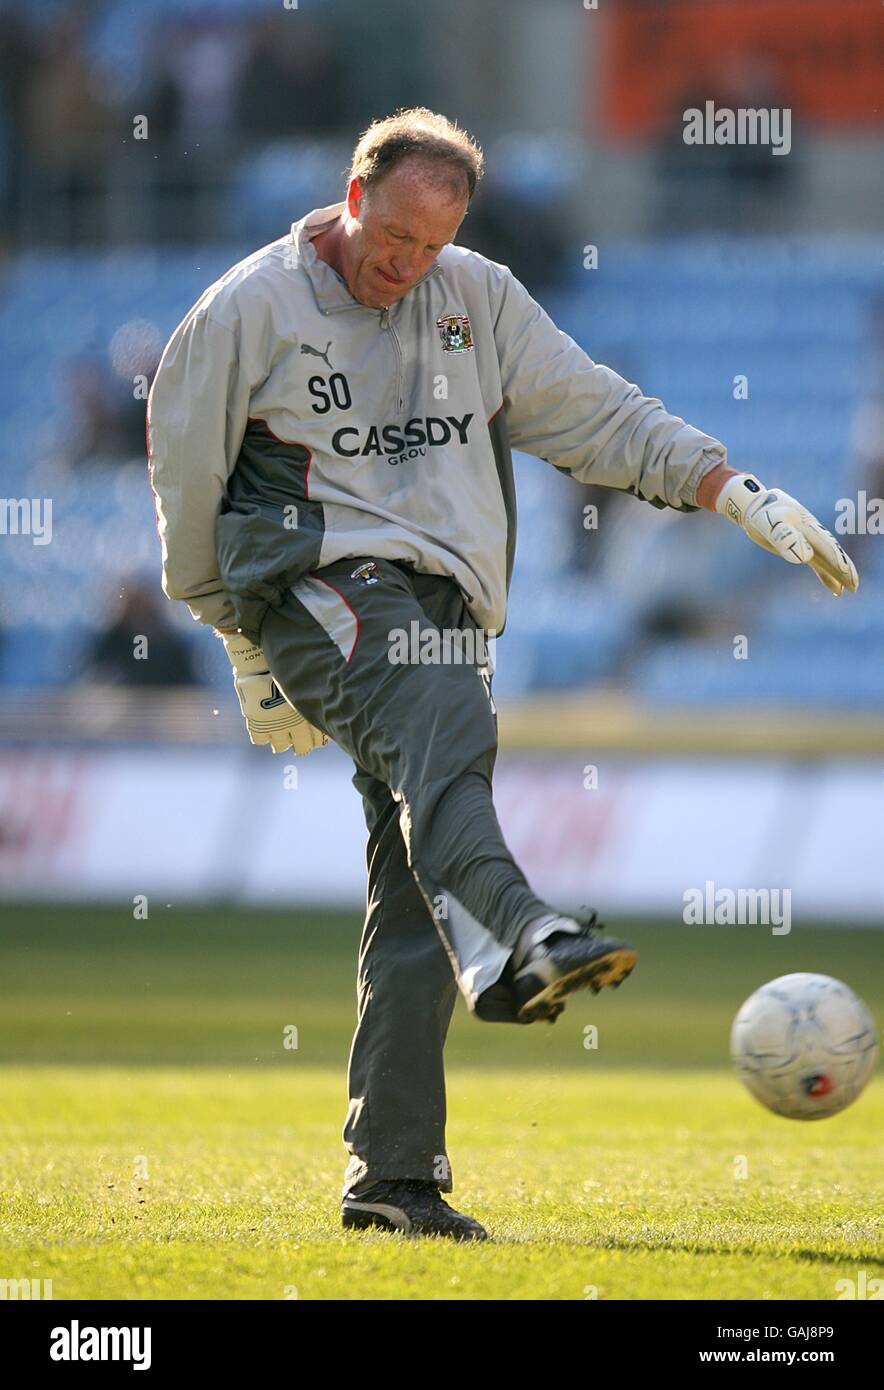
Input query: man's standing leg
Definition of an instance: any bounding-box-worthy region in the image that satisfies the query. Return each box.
[342,764,458,1198]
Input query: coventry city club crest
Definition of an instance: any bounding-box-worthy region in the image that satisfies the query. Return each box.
[350,561,380,585]
[437,314,474,353]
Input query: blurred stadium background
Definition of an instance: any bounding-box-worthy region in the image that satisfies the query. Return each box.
[1,0,882,924]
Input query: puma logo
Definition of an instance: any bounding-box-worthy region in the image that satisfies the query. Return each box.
[300,340,333,370]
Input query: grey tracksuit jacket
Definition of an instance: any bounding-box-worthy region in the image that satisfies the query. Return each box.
[147,200,727,643]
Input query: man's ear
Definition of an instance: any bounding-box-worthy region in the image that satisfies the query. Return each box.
[346,177,363,219]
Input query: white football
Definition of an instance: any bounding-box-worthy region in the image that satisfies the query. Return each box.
[730,973,878,1119]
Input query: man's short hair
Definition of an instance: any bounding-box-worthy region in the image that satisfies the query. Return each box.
[349,107,484,204]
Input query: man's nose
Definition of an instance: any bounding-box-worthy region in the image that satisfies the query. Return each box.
[390,255,415,281]
[391,250,431,281]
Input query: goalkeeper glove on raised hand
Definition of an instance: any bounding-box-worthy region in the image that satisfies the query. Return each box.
[715,473,858,596]
[221,633,328,754]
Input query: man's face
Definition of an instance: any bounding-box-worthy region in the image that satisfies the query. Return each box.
[339,160,468,309]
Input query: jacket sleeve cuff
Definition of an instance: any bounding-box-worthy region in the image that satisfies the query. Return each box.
[682,448,729,510]
[184,590,238,629]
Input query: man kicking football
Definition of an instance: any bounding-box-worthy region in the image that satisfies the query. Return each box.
[147,107,858,1242]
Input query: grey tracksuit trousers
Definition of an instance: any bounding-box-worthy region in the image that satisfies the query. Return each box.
[259,556,552,1196]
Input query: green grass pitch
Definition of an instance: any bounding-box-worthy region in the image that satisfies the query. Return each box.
[0,905,881,1300]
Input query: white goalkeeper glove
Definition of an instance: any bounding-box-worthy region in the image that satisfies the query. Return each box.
[715,473,858,597]
[221,633,328,754]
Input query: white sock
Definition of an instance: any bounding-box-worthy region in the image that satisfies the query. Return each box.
[512,913,577,968]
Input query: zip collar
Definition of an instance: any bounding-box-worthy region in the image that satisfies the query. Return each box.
[291,201,443,316]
